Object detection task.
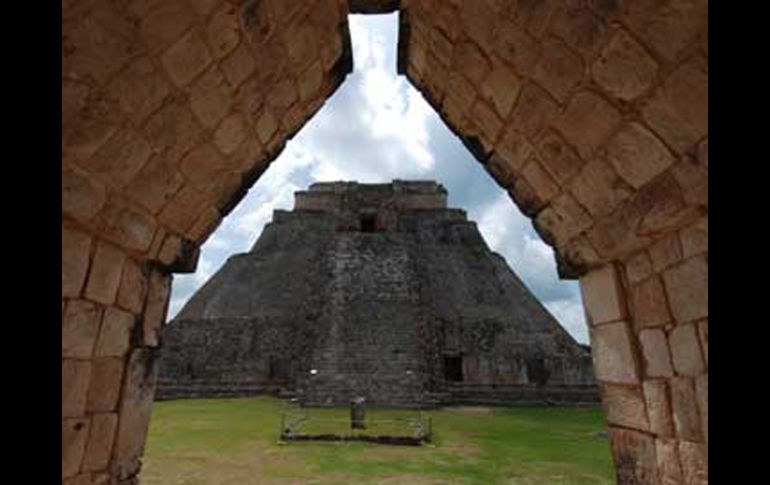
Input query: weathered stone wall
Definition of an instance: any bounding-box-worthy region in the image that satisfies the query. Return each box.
[61,1,707,483]
[157,182,597,407]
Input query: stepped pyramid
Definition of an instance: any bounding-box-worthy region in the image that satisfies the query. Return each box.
[157,181,598,407]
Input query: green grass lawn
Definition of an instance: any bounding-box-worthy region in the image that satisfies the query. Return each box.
[141,396,614,484]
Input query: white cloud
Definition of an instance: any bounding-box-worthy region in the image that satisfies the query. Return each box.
[167,13,588,344]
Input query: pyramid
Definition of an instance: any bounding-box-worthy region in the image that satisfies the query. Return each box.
[157,181,598,407]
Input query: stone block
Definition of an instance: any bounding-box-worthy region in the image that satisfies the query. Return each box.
[606,122,675,190]
[180,143,228,185]
[107,56,171,125]
[158,185,213,235]
[470,101,503,147]
[556,90,622,160]
[93,198,158,253]
[579,265,626,326]
[452,41,491,86]
[189,206,223,244]
[672,156,708,208]
[446,72,477,113]
[161,29,213,87]
[84,128,153,189]
[87,357,124,413]
[648,235,683,273]
[283,18,320,73]
[111,348,159,480]
[63,165,107,222]
[84,242,126,306]
[532,38,583,102]
[608,427,658,485]
[62,359,92,418]
[602,383,649,431]
[82,412,118,471]
[298,62,324,102]
[680,217,708,258]
[631,276,671,329]
[62,89,121,163]
[536,130,585,187]
[62,226,92,298]
[143,270,171,347]
[549,3,607,56]
[670,377,703,442]
[266,79,299,111]
[697,319,708,365]
[643,58,708,154]
[117,259,148,315]
[214,113,248,156]
[509,82,559,139]
[125,154,185,215]
[639,329,674,378]
[63,473,92,485]
[662,255,708,324]
[460,0,497,49]
[521,159,559,204]
[62,417,90,479]
[95,307,135,358]
[534,192,592,246]
[592,28,658,101]
[429,28,454,68]
[568,159,633,218]
[143,100,206,164]
[695,374,707,444]
[679,440,708,485]
[494,20,541,77]
[480,61,520,120]
[63,300,102,359]
[514,0,558,38]
[495,128,535,173]
[625,0,707,64]
[642,380,674,438]
[589,320,640,384]
[190,66,234,129]
[139,0,195,53]
[206,4,240,59]
[221,43,257,89]
[668,323,705,376]
[624,251,653,286]
[656,438,683,485]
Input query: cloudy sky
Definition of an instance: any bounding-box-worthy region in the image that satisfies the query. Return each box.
[169,14,589,344]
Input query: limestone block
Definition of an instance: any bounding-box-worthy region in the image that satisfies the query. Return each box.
[606,122,675,190]
[662,255,708,323]
[63,300,103,359]
[521,159,559,204]
[648,235,683,273]
[548,3,607,56]
[643,380,674,438]
[139,0,195,53]
[514,0,559,38]
[625,0,707,64]
[95,307,135,358]
[189,206,222,244]
[460,0,497,49]
[214,113,248,156]
[221,43,257,90]
[480,61,520,120]
[672,155,708,207]
[117,259,148,315]
[158,185,213,235]
[602,384,649,431]
[62,226,92,298]
[63,417,91,479]
[494,20,541,77]
[532,38,583,102]
[161,29,213,87]
[84,128,153,189]
[143,100,206,164]
[608,427,658,484]
[85,242,126,306]
[190,66,234,129]
[556,90,622,160]
[495,128,534,174]
[143,270,171,347]
[535,130,584,185]
[266,79,299,111]
[470,100,503,146]
[680,217,708,258]
[298,62,324,102]
[283,18,320,73]
[63,473,92,485]
[695,374,708,444]
[590,320,640,384]
[63,165,107,222]
[125,154,185,215]
[446,72,477,112]
[180,144,228,185]
[87,357,124,413]
[534,192,592,246]
[429,28,453,68]
[509,82,558,139]
[668,323,705,376]
[592,28,658,101]
[656,438,683,485]
[62,359,92,418]
[93,198,157,253]
[206,4,240,59]
[639,329,674,378]
[452,42,491,86]
[670,377,703,442]
[624,251,653,286]
[107,56,171,125]
[82,412,118,471]
[579,265,626,326]
[643,58,708,154]
[631,276,671,329]
[679,440,708,485]
[569,159,633,218]
[111,348,159,480]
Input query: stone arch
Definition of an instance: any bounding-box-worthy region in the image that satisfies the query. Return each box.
[62,1,707,483]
